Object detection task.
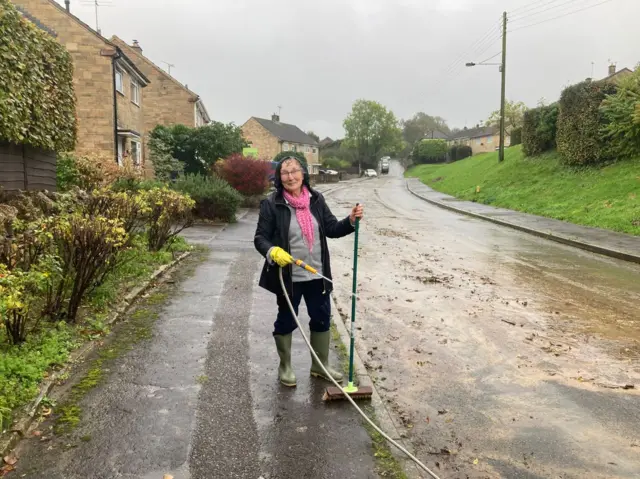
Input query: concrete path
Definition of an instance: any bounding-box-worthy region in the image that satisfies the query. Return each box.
[12,219,378,479]
[406,178,640,264]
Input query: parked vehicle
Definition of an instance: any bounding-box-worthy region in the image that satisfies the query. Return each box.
[380,157,390,174]
[364,169,378,177]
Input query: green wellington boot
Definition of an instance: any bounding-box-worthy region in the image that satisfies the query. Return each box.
[309,331,344,383]
[274,334,296,387]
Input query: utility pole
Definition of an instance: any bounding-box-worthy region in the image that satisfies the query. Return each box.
[499,11,507,163]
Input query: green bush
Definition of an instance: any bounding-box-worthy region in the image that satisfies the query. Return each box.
[522,103,559,157]
[510,127,522,146]
[557,80,617,166]
[600,67,640,160]
[171,174,242,222]
[448,145,472,162]
[140,188,194,252]
[0,0,76,151]
[413,139,447,164]
[322,156,351,170]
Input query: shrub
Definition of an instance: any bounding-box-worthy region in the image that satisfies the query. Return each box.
[510,127,522,146]
[215,153,271,196]
[322,156,351,170]
[0,0,76,151]
[84,189,149,238]
[56,153,142,192]
[148,134,183,182]
[447,145,472,162]
[557,80,617,166]
[0,259,55,344]
[413,139,448,164]
[600,67,640,160]
[171,174,242,222]
[522,104,559,157]
[140,188,194,252]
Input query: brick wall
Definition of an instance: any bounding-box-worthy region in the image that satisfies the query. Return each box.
[242,118,281,160]
[110,38,197,173]
[14,0,116,160]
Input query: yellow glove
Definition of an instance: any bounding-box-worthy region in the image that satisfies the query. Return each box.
[270,247,293,267]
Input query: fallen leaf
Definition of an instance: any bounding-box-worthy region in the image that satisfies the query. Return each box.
[425,417,430,424]
[473,458,479,465]
[3,455,17,466]
[32,430,42,437]
[41,407,52,417]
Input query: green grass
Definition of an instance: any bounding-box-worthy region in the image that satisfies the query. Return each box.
[406,145,640,236]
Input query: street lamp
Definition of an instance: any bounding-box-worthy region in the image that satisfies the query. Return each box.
[466,11,507,162]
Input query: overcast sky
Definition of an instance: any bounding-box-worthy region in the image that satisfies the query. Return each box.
[58,0,640,139]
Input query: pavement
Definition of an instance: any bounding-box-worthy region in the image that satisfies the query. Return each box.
[11,218,379,478]
[406,178,640,264]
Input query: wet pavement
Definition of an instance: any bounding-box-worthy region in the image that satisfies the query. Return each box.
[326,162,640,478]
[406,178,640,264]
[11,220,378,478]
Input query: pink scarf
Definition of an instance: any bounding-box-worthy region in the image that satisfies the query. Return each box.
[283,186,315,252]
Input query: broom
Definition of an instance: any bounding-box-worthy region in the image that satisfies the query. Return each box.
[323,209,372,401]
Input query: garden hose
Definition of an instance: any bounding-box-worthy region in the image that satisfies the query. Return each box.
[278,267,441,479]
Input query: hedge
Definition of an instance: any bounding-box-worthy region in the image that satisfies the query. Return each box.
[0,0,77,151]
[413,139,447,164]
[510,127,522,146]
[556,80,617,166]
[522,104,559,157]
[448,144,472,162]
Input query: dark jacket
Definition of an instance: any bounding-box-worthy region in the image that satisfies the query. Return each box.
[254,187,354,296]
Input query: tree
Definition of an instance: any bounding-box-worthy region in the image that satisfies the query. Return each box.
[149,122,248,175]
[485,100,527,135]
[401,112,450,146]
[600,66,640,159]
[306,131,320,143]
[343,100,403,169]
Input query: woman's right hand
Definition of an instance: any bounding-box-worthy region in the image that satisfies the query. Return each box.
[270,247,294,267]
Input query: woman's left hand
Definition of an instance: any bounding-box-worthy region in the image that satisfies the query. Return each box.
[350,204,364,223]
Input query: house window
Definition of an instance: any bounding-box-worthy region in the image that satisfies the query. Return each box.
[130,140,141,166]
[476,138,481,145]
[313,148,317,154]
[283,143,289,151]
[115,70,124,94]
[487,136,493,144]
[130,80,140,105]
[291,144,297,152]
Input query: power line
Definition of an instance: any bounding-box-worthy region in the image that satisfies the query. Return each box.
[478,51,502,64]
[509,0,558,14]
[509,0,616,32]
[510,0,596,23]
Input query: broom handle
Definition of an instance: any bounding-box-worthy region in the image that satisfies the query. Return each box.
[348,205,360,386]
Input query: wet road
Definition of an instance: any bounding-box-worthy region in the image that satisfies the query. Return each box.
[326,161,640,478]
[12,219,378,478]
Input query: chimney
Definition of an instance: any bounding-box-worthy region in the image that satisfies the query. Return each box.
[608,63,616,76]
[65,0,70,12]
[131,40,142,54]
[272,114,280,122]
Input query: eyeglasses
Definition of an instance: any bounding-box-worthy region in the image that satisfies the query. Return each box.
[281,168,302,178]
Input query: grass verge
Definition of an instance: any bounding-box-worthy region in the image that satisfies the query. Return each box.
[406,145,640,236]
[0,236,192,431]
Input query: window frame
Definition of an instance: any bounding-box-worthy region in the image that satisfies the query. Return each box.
[130,139,142,166]
[115,69,124,95]
[130,79,140,106]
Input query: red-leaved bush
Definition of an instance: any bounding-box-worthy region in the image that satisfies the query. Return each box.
[214,154,271,196]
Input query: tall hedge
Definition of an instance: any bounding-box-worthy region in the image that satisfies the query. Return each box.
[448,144,472,162]
[0,0,77,151]
[510,127,522,146]
[556,80,617,166]
[413,139,447,164]
[522,103,559,157]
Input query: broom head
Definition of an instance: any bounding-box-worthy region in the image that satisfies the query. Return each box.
[323,385,373,401]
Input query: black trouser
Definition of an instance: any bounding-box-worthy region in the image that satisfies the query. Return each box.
[274,280,331,335]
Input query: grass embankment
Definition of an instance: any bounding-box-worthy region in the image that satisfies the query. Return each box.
[406,145,640,236]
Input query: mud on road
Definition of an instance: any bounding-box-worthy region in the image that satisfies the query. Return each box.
[325,164,640,479]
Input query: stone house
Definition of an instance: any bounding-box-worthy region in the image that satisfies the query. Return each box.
[12,0,150,166]
[242,115,320,165]
[448,126,511,156]
[110,36,211,170]
[600,63,633,84]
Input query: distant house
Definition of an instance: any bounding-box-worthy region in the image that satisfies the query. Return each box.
[448,126,510,156]
[422,130,450,141]
[242,115,320,165]
[12,0,150,166]
[319,137,334,148]
[110,36,211,172]
[600,63,633,84]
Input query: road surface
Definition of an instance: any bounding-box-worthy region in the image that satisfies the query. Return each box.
[327,161,640,478]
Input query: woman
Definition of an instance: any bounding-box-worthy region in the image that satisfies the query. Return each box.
[254,156,364,387]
